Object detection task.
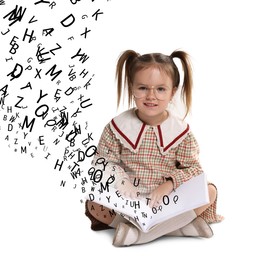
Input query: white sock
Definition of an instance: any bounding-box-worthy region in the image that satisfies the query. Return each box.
[136,210,197,244]
[109,214,129,228]
[166,217,213,238]
[113,210,197,246]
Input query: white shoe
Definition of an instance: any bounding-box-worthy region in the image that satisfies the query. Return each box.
[112,223,138,247]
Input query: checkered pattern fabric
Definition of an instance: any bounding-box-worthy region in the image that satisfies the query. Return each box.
[95,122,223,224]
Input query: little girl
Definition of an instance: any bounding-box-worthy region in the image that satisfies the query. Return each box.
[85,50,223,246]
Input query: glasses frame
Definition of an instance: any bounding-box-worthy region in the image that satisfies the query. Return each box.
[132,85,173,101]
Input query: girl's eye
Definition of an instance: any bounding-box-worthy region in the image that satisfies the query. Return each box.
[157,87,166,92]
[138,86,147,91]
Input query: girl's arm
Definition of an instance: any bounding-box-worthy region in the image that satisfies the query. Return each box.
[92,123,137,196]
[149,131,203,207]
[166,131,204,190]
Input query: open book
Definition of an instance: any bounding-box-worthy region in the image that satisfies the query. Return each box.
[86,173,209,233]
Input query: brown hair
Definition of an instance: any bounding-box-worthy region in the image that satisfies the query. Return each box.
[115,49,193,117]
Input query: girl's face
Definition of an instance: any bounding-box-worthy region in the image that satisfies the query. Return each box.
[132,66,176,125]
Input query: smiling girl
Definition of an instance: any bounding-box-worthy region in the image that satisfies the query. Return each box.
[85,50,223,246]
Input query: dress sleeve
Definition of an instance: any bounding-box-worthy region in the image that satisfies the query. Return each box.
[92,123,130,188]
[167,131,204,189]
[165,131,224,224]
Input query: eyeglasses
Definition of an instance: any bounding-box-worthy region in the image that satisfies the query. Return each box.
[132,85,172,101]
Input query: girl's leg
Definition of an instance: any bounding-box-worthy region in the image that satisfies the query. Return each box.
[86,201,129,230]
[85,201,116,231]
[87,184,217,243]
[86,201,116,225]
[166,184,218,238]
[116,184,216,244]
[113,210,198,246]
[194,184,217,216]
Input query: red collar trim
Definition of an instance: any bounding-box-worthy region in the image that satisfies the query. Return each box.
[157,124,190,152]
[111,119,146,150]
[110,109,190,154]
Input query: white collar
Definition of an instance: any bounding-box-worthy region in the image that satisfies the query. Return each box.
[110,108,190,155]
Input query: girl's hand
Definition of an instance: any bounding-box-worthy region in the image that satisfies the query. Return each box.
[149,180,174,208]
[115,178,138,199]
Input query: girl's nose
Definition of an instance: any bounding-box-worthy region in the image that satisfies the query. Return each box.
[146,86,156,99]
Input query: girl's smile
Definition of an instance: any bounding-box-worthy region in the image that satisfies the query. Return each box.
[143,102,158,107]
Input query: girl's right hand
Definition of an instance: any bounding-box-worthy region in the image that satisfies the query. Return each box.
[149,180,174,208]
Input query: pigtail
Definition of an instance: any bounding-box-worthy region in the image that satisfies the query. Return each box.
[116,50,139,108]
[170,51,193,117]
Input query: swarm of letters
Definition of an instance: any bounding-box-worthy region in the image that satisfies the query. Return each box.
[0,0,111,200]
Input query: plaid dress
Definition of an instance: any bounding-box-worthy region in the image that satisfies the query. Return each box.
[95,108,223,224]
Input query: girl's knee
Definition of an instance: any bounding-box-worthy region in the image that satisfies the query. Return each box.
[86,201,115,225]
[208,184,217,204]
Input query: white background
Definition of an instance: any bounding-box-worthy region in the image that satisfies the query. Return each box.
[1,0,277,259]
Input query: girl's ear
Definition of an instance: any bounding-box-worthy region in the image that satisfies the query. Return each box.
[171,86,178,98]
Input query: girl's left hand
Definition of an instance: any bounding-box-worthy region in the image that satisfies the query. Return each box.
[149,181,174,208]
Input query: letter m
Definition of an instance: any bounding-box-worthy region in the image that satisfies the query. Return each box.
[21,116,35,132]
[3,5,27,26]
[45,64,62,81]
[99,182,110,193]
